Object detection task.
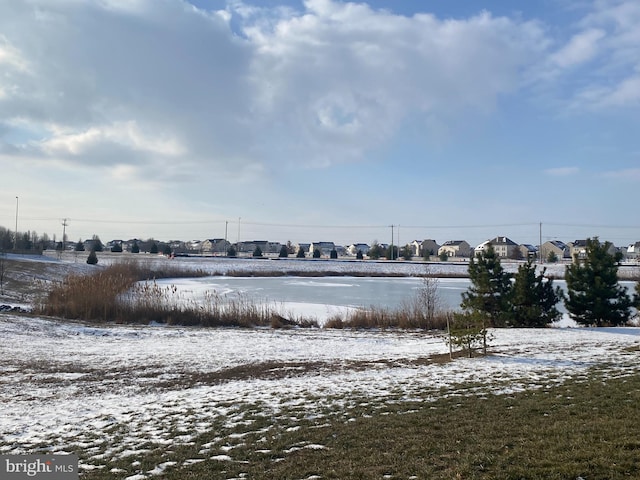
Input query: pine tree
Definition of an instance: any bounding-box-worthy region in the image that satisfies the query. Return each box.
[279,245,289,257]
[296,247,305,258]
[460,243,512,327]
[91,235,103,252]
[330,248,338,259]
[86,249,98,265]
[150,242,159,254]
[368,242,382,260]
[131,241,140,253]
[511,261,561,327]
[564,237,631,326]
[253,246,263,257]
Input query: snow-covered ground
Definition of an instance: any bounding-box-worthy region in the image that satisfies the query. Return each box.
[1,253,640,478]
[1,313,639,477]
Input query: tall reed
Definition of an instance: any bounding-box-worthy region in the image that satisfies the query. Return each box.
[35,260,318,327]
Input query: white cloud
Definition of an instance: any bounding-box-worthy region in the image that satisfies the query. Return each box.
[550,28,605,68]
[557,0,640,110]
[544,167,580,176]
[604,167,640,180]
[41,122,186,158]
[0,0,549,179]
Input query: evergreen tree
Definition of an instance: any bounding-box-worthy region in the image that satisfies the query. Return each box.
[564,237,632,326]
[86,249,98,265]
[296,247,306,258]
[162,244,172,256]
[547,251,558,263]
[279,245,289,257]
[401,244,412,261]
[75,240,85,252]
[131,241,140,253]
[330,248,338,259]
[150,242,159,254]
[438,251,449,262]
[253,245,263,257]
[227,245,237,257]
[449,311,490,357]
[511,261,561,327]
[91,235,103,252]
[368,241,382,260]
[312,248,321,258]
[460,243,512,327]
[356,249,364,260]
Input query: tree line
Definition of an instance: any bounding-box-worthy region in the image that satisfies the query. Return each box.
[449,238,639,356]
[457,237,639,330]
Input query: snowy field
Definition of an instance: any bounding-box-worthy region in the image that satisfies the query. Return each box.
[2,314,640,477]
[1,253,640,478]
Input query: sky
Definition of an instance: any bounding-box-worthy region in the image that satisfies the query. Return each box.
[1,0,639,248]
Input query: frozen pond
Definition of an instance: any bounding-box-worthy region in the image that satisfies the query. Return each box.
[151,276,638,325]
[154,276,470,310]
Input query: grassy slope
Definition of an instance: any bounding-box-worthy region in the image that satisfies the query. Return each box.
[78,367,640,480]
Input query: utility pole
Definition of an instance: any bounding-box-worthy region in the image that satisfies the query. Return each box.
[390,224,394,260]
[61,218,68,252]
[224,221,228,256]
[539,222,543,265]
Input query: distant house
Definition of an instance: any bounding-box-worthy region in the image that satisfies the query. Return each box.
[201,238,230,254]
[569,239,617,261]
[414,239,440,258]
[476,236,518,258]
[309,241,336,257]
[347,243,370,256]
[540,240,570,261]
[295,243,311,255]
[438,240,471,258]
[237,240,281,254]
[517,244,538,260]
[626,241,640,260]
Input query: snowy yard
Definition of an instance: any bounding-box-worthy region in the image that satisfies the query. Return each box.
[1,253,640,478]
[1,313,639,477]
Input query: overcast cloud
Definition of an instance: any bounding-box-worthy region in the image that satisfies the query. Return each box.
[1,0,639,245]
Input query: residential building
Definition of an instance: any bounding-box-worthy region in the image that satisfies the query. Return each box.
[626,241,640,260]
[237,240,281,254]
[438,240,471,258]
[295,243,311,256]
[475,236,518,258]
[540,240,570,261]
[415,239,440,258]
[201,238,230,254]
[517,244,538,260]
[309,241,336,257]
[346,243,370,256]
[569,239,618,261]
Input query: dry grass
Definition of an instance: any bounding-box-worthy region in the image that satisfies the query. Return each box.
[324,306,453,330]
[34,260,314,327]
[77,368,640,480]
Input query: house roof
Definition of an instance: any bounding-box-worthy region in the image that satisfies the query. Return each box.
[547,240,568,249]
[442,240,467,246]
[489,236,517,246]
